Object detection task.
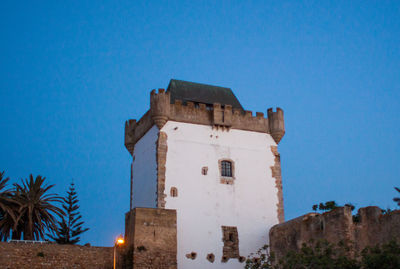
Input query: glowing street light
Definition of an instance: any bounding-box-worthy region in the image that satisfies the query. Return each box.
[114,235,125,269]
[116,237,125,245]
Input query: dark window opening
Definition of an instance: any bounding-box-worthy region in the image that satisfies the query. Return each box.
[221,161,232,177]
[170,187,178,197]
[229,233,234,242]
[202,167,208,175]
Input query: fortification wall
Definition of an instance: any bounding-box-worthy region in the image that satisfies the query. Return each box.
[123,207,177,269]
[0,242,113,269]
[269,206,400,259]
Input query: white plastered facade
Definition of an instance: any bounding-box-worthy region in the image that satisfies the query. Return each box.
[161,121,280,269]
[131,125,158,208]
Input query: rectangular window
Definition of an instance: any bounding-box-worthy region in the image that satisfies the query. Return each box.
[221,161,232,177]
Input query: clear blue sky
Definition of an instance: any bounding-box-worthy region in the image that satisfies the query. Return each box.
[1,1,399,246]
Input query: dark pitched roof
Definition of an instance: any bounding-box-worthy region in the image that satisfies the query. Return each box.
[167,79,244,110]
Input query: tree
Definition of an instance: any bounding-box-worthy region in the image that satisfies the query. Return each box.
[245,244,274,269]
[0,171,19,241]
[13,174,64,240]
[312,201,342,212]
[393,187,400,206]
[361,240,400,269]
[245,241,359,269]
[245,241,400,269]
[48,182,89,244]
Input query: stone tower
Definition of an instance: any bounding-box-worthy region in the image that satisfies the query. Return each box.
[124,79,285,269]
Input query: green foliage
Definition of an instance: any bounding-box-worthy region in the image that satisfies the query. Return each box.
[0,172,64,241]
[0,171,19,241]
[281,240,359,269]
[393,187,400,207]
[245,240,400,269]
[13,175,64,240]
[361,240,400,269]
[245,241,358,269]
[312,201,360,222]
[312,201,339,212]
[312,201,356,213]
[381,208,393,215]
[48,182,89,244]
[245,244,274,269]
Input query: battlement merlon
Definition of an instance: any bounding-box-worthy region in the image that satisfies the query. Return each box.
[124,90,285,155]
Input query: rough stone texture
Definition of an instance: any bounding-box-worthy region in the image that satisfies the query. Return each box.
[0,242,113,269]
[130,161,134,210]
[267,108,285,144]
[355,206,400,251]
[124,89,285,155]
[150,89,170,129]
[125,111,152,155]
[270,146,285,224]
[156,131,168,208]
[269,206,400,260]
[123,208,177,269]
[221,226,240,261]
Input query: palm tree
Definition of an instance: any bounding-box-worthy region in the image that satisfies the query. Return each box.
[0,171,19,241]
[393,187,400,206]
[13,174,64,240]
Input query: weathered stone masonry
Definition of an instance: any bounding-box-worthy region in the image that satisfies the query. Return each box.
[156,132,168,208]
[124,89,285,156]
[270,145,284,224]
[269,206,400,260]
[0,242,113,269]
[122,208,177,269]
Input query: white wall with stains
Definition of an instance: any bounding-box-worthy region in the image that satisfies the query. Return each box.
[162,121,280,269]
[131,125,158,209]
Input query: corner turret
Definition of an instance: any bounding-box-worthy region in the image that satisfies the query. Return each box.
[267,108,285,144]
[150,89,170,129]
[124,119,137,154]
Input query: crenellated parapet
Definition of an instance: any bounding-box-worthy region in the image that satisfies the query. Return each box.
[124,111,153,155]
[124,89,285,154]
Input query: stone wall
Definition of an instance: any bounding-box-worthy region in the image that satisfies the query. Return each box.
[0,242,113,269]
[122,208,177,269]
[269,206,400,259]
